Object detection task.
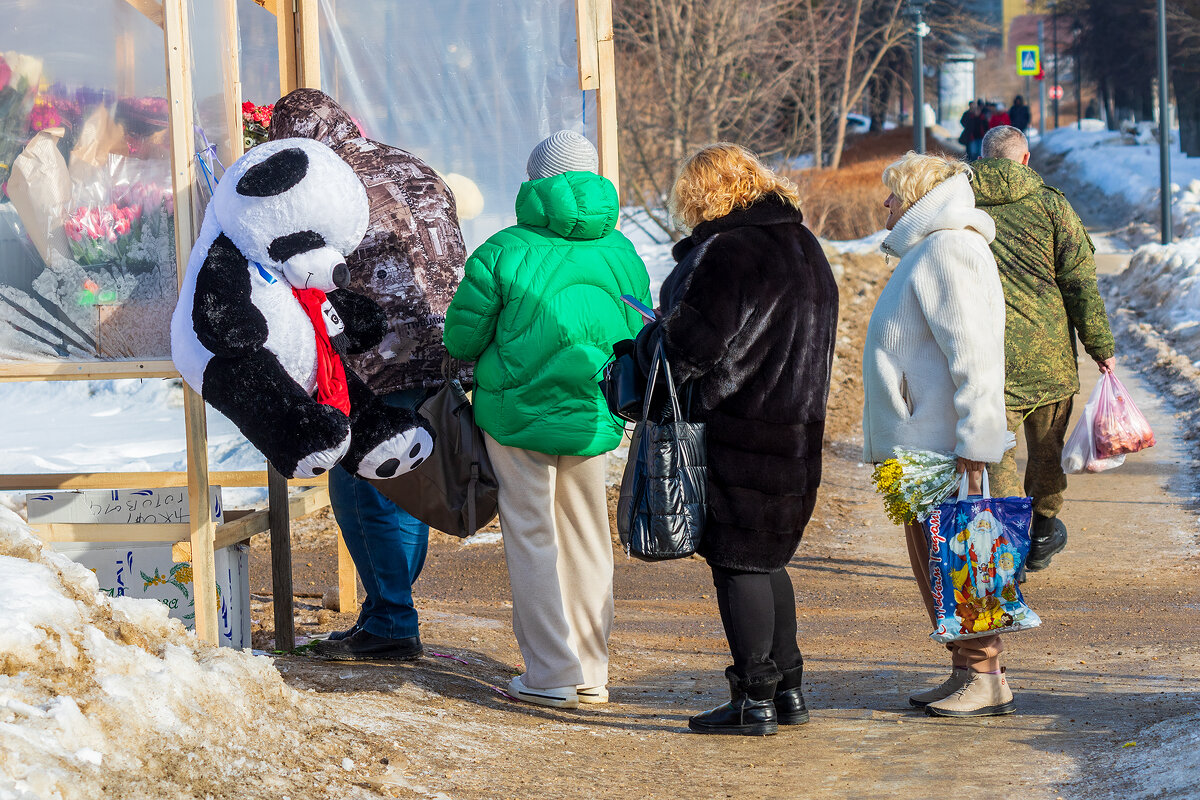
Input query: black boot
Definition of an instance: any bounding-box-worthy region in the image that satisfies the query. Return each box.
[774,665,809,726]
[688,676,778,736]
[1026,514,1067,572]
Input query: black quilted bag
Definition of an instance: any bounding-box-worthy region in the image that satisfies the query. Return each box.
[616,342,706,560]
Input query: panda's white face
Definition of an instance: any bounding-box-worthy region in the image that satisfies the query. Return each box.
[213,138,368,292]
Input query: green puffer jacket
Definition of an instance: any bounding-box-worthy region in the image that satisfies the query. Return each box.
[444,171,651,455]
[971,158,1115,410]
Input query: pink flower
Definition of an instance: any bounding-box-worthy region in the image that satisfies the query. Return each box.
[114,217,131,236]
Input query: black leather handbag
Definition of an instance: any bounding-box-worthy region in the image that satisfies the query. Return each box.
[599,341,645,423]
[616,341,706,560]
[372,360,499,538]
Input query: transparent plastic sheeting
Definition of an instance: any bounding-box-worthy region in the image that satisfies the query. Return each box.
[0,0,179,362]
[316,0,591,251]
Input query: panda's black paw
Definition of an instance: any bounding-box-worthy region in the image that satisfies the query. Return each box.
[355,426,434,479]
[291,407,352,478]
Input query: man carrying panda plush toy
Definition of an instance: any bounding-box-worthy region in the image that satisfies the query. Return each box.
[171,137,434,484]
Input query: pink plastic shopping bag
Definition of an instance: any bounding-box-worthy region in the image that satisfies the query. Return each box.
[1093,372,1155,458]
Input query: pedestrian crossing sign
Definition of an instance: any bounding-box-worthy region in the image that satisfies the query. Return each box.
[1016,45,1040,76]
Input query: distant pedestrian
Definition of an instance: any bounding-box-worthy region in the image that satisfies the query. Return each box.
[1009,95,1031,133]
[989,104,1012,129]
[269,88,470,664]
[444,131,650,710]
[972,126,1115,573]
[634,143,838,736]
[865,152,1014,717]
[958,101,984,160]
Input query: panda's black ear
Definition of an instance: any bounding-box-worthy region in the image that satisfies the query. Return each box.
[236,147,309,197]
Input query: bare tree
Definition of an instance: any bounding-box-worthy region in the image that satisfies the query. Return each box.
[615,0,816,234]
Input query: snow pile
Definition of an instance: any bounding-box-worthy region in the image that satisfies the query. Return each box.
[1113,229,1200,358]
[1040,124,1200,218]
[1040,125,1200,362]
[0,508,374,800]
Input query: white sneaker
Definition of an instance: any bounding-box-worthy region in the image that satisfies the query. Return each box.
[508,675,579,709]
[577,685,609,704]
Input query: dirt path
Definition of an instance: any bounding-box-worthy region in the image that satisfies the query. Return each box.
[247,224,1200,799]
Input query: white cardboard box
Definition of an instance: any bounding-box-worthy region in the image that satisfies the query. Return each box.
[31,487,250,649]
[49,540,252,649]
[27,487,224,525]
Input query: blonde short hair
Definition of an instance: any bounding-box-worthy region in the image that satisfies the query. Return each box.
[669,143,802,230]
[881,152,972,213]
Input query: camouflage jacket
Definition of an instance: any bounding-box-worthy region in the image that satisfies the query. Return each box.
[270,89,470,393]
[971,159,1114,409]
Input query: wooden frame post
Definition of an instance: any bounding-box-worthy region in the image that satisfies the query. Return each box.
[576,0,620,198]
[163,0,219,644]
[220,0,244,166]
[277,0,321,94]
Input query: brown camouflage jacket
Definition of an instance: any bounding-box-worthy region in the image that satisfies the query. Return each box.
[269,89,470,393]
[971,158,1114,410]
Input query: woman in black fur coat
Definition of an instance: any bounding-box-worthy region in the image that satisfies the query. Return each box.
[633,144,839,736]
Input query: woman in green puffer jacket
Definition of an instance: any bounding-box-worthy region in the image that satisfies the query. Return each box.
[444,131,650,710]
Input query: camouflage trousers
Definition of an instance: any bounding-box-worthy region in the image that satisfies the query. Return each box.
[987,397,1074,519]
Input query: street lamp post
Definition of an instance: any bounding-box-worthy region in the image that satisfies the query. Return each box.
[1052,1,1059,129]
[907,0,931,154]
[1157,0,1172,244]
[1080,21,1089,130]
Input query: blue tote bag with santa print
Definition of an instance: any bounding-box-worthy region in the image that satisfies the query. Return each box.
[924,472,1041,643]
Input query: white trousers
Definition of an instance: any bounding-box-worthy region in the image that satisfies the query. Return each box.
[483,433,614,689]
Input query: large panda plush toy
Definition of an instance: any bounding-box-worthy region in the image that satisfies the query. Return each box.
[171,138,433,480]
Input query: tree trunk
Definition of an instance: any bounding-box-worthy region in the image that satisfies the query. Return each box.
[1173,66,1200,157]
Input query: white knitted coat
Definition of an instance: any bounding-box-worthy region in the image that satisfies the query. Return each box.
[862,173,1008,464]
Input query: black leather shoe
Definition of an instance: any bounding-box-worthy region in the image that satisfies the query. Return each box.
[312,629,423,661]
[1026,515,1067,572]
[326,623,361,642]
[689,678,778,736]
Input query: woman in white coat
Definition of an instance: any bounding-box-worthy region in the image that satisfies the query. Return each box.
[863,152,1012,718]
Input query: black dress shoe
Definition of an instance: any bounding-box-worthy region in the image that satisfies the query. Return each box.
[312,629,423,661]
[1026,515,1067,572]
[326,623,361,642]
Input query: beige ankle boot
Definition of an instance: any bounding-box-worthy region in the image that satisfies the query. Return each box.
[925,668,1015,717]
[908,667,970,708]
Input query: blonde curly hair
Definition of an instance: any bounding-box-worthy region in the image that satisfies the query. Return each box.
[881,151,972,214]
[668,143,802,230]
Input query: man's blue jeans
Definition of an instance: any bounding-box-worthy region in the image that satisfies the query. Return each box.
[327,387,430,640]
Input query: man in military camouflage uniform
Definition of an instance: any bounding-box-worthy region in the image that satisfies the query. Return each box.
[270,89,470,660]
[972,126,1116,572]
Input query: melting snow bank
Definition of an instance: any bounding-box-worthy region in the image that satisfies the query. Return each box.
[1113,236,1200,361]
[1086,712,1200,799]
[1039,125,1200,365]
[0,508,383,800]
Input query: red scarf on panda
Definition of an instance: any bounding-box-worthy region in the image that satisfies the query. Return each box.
[291,287,351,416]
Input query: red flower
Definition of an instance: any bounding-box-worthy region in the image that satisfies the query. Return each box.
[242,100,254,113]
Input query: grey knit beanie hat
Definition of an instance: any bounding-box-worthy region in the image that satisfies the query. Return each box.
[526,130,599,179]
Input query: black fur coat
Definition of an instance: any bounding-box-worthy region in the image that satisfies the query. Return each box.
[635,196,839,572]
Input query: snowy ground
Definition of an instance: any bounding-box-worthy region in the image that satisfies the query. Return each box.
[0,380,267,512]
